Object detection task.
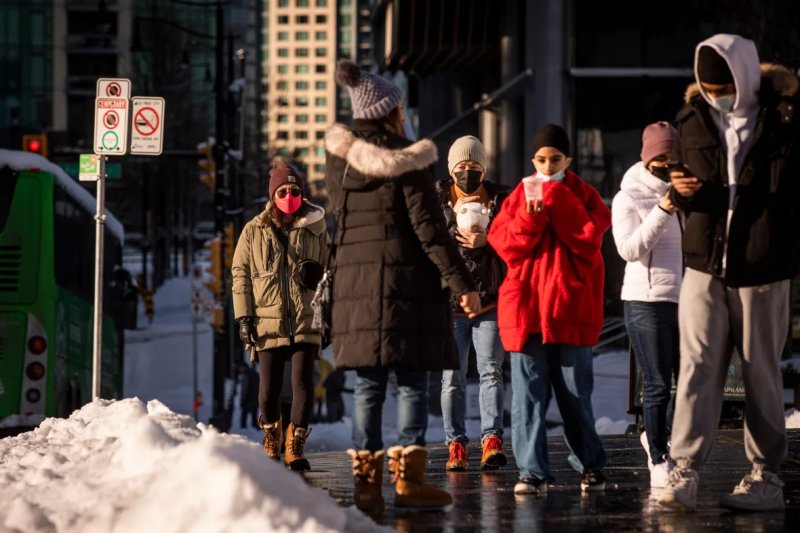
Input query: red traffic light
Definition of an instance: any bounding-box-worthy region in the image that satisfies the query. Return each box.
[22,134,48,157]
[27,139,42,152]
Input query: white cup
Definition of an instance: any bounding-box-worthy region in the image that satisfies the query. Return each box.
[522,176,546,201]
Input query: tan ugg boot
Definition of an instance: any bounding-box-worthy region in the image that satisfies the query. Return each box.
[393,445,453,509]
[258,415,282,460]
[386,445,404,484]
[347,449,385,513]
[284,422,311,471]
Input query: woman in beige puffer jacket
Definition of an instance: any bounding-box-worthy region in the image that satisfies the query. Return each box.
[231,163,330,471]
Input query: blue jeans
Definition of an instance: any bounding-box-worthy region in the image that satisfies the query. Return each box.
[511,335,606,481]
[624,300,679,464]
[352,367,428,452]
[441,309,505,444]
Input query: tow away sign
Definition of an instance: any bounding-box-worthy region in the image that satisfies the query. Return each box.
[94,97,129,155]
[130,97,165,155]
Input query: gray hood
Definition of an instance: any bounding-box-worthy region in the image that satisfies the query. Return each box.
[694,34,760,117]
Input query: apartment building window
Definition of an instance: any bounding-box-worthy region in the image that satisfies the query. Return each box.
[277,81,288,90]
[340,0,351,6]
[315,48,327,57]
[278,147,290,156]
[296,81,309,90]
[341,31,352,44]
[277,65,289,73]
[297,0,309,6]
[314,97,327,106]
[315,146,325,157]
[315,81,327,90]
[277,48,289,57]
[340,15,352,25]
[314,163,326,173]
[296,131,309,139]
[315,114,327,123]
[295,65,310,73]
[278,0,289,6]
[315,64,326,73]
[296,31,309,40]
[278,114,289,123]
[278,31,289,41]
[296,114,309,123]
[316,0,327,6]
[278,96,289,106]
[339,48,351,59]
[278,15,289,24]
[297,148,310,157]
[296,48,309,57]
[277,131,289,140]
[315,131,325,140]
[315,15,327,23]
[315,31,327,40]
[297,15,309,23]
[296,97,309,106]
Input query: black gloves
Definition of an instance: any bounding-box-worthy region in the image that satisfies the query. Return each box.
[238,316,257,346]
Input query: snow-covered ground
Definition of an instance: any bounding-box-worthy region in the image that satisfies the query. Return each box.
[0,398,389,533]
[4,271,800,532]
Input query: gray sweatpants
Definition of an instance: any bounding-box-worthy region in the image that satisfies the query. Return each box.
[670,268,788,469]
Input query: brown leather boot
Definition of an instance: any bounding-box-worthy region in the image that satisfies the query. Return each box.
[347,449,385,512]
[284,422,311,471]
[394,445,453,509]
[258,415,281,460]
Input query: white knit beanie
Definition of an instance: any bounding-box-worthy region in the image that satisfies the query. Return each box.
[447,135,487,173]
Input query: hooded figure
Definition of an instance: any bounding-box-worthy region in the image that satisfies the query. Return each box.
[657,34,800,513]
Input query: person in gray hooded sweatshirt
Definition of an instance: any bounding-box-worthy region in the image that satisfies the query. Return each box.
[658,34,800,512]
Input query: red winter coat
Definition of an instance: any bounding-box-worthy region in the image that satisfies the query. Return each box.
[487,170,611,351]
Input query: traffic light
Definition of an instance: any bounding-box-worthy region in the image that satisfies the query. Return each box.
[197,137,216,191]
[22,133,48,158]
[223,223,235,271]
[205,238,222,296]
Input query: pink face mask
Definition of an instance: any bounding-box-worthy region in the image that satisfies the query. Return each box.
[274,187,302,214]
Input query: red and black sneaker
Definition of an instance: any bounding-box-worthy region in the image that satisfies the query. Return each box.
[480,434,508,470]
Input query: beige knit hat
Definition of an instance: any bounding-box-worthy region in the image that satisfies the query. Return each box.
[447,135,487,173]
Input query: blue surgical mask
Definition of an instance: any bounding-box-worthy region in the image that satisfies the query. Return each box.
[710,94,735,113]
[537,169,565,182]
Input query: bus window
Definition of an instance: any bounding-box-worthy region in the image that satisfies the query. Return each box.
[0,168,19,233]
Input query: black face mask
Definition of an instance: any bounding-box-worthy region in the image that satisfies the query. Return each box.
[649,165,670,182]
[454,170,483,193]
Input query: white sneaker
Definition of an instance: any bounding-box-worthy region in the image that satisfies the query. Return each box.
[640,431,653,470]
[650,460,674,489]
[720,465,785,511]
[658,466,698,511]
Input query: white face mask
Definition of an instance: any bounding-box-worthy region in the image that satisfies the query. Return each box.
[710,94,735,113]
[537,169,565,182]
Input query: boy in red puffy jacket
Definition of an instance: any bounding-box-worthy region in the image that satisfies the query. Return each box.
[487,124,611,495]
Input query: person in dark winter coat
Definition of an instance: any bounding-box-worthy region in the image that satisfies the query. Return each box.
[658,34,800,513]
[435,135,510,472]
[488,124,611,496]
[238,363,260,429]
[326,59,479,511]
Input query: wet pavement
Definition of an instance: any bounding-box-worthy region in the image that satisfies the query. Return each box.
[304,429,800,532]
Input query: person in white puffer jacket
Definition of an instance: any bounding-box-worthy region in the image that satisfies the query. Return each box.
[612,121,683,490]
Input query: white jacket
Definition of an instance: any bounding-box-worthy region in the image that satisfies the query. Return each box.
[612,162,683,303]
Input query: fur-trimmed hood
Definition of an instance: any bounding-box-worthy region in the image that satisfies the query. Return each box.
[253,200,326,234]
[324,123,437,179]
[684,62,799,103]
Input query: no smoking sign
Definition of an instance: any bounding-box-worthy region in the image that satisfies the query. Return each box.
[94,97,128,155]
[130,97,165,155]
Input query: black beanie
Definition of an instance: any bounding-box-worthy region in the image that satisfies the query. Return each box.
[697,46,734,84]
[531,124,570,157]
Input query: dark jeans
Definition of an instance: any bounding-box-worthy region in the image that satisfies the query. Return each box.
[257,343,317,428]
[624,300,679,464]
[352,367,428,452]
[240,406,258,429]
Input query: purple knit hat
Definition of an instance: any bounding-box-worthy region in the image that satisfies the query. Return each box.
[334,60,404,120]
[641,122,677,165]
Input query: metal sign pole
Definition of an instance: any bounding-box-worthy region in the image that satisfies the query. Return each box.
[92,155,107,399]
[192,316,198,421]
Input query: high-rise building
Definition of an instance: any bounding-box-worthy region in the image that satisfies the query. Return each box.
[263,0,338,192]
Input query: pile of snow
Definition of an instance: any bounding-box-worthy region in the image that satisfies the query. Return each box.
[0,398,389,533]
[786,409,800,429]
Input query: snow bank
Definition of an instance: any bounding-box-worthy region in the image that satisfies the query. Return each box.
[0,398,389,533]
[787,409,800,429]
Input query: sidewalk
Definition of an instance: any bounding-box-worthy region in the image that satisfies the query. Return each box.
[304,429,800,531]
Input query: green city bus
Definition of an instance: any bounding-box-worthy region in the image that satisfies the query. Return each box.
[0,149,126,427]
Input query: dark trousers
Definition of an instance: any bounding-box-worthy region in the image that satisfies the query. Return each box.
[624,300,679,464]
[240,406,258,429]
[258,343,316,428]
